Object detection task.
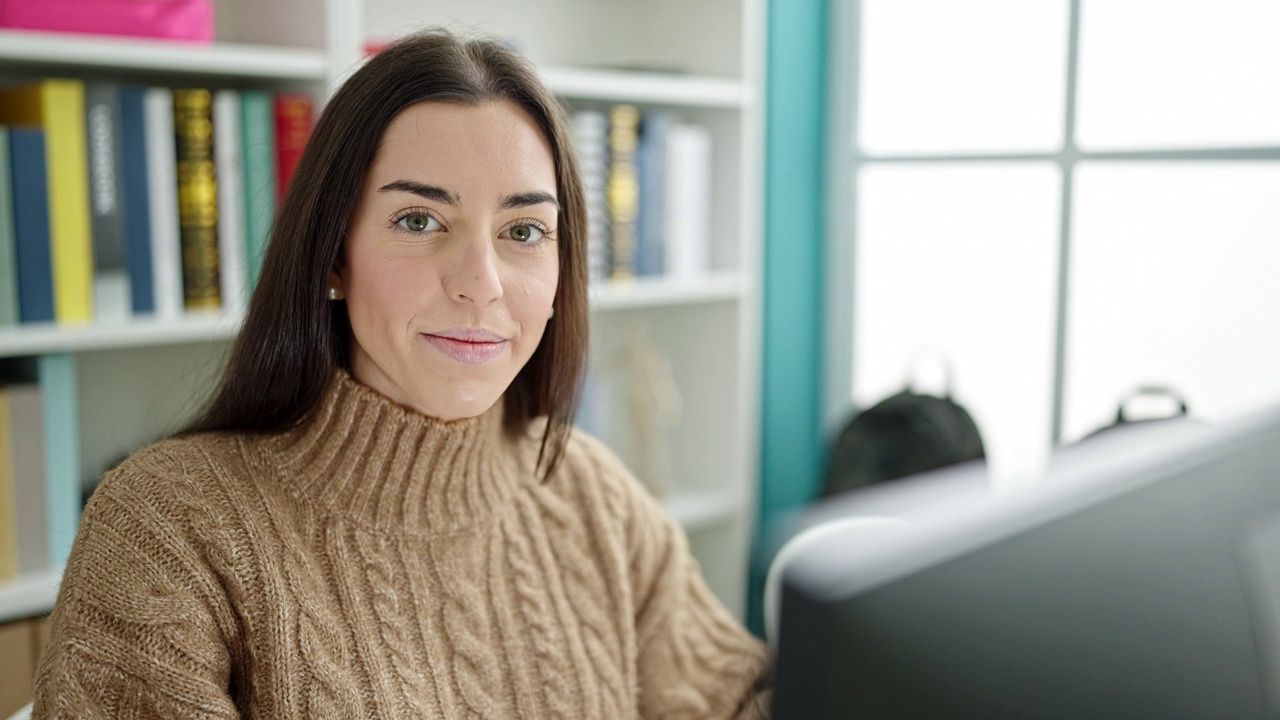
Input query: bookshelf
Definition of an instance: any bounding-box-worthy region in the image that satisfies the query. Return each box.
[0,0,765,623]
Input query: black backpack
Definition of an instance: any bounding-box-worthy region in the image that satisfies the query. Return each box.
[1077,385,1196,443]
[822,389,987,498]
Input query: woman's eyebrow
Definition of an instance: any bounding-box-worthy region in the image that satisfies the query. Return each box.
[379,180,459,205]
[377,181,557,212]
[500,191,559,211]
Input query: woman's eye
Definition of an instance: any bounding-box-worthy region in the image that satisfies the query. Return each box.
[396,213,438,232]
[509,224,545,243]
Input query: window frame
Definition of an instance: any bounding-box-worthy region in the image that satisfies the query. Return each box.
[825,0,1280,445]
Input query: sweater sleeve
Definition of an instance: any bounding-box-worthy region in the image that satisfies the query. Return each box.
[32,458,241,719]
[617,465,773,719]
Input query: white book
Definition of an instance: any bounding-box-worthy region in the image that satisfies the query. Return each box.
[143,87,183,321]
[572,110,609,283]
[213,90,246,316]
[663,123,713,279]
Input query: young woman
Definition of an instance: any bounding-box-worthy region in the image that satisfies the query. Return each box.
[32,31,771,719]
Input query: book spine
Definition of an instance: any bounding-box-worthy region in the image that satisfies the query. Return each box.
[213,89,246,315]
[118,86,155,316]
[664,124,713,279]
[607,105,641,280]
[635,110,672,278]
[144,87,183,320]
[173,88,221,311]
[274,93,313,205]
[240,90,276,292]
[0,127,18,326]
[9,128,56,324]
[0,389,16,579]
[8,384,48,575]
[38,354,79,568]
[41,81,94,323]
[85,82,130,321]
[571,110,610,284]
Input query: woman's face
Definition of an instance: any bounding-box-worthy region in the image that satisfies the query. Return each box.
[335,100,560,420]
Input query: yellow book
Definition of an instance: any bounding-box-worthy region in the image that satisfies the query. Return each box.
[0,389,16,580]
[0,80,94,324]
[607,105,641,280]
[173,88,221,310]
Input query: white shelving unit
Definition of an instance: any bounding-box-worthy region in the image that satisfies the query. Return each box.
[0,0,765,622]
[0,29,328,79]
[0,273,745,359]
[539,66,753,108]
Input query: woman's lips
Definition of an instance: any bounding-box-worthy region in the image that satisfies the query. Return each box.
[421,332,509,364]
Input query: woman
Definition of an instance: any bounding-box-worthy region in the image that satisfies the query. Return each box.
[32,30,771,719]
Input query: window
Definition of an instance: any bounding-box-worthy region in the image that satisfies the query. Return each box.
[831,0,1280,484]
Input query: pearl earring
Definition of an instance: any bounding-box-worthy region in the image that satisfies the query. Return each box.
[549,306,555,319]
[328,286,343,301]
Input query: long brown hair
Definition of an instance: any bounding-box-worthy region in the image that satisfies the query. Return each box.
[182,30,589,477]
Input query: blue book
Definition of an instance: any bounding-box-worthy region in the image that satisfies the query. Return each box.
[9,128,55,324]
[119,86,154,315]
[634,110,672,277]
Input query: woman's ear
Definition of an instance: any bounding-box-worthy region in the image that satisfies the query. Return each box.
[327,266,346,301]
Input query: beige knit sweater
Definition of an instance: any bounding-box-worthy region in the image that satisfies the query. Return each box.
[33,372,771,719]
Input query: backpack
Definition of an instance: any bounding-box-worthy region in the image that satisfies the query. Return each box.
[822,390,986,498]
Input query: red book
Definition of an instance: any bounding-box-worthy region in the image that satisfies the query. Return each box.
[273,93,314,204]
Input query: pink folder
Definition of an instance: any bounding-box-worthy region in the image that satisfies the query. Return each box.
[0,0,213,43]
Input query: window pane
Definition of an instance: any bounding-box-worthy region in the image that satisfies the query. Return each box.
[1077,0,1280,150]
[853,163,1061,486]
[1063,163,1280,442]
[858,0,1069,156]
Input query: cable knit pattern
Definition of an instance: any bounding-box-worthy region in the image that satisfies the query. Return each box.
[32,370,772,719]
[500,503,576,719]
[534,487,627,717]
[354,532,434,717]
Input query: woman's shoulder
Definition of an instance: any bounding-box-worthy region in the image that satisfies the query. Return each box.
[547,425,666,521]
[88,432,256,520]
[555,425,634,489]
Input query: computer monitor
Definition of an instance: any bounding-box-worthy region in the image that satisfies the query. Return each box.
[771,406,1280,719]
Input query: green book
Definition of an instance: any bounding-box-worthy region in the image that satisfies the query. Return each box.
[240,90,276,291]
[0,126,19,326]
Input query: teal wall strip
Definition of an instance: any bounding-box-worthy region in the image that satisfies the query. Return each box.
[751,0,829,635]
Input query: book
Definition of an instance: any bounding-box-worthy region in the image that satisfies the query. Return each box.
[144,87,183,320]
[173,88,221,311]
[635,109,673,278]
[213,89,246,314]
[7,384,47,575]
[119,86,155,316]
[0,616,37,713]
[38,353,79,568]
[571,110,610,284]
[0,80,95,324]
[274,93,313,204]
[664,123,713,279]
[85,81,130,322]
[0,127,18,326]
[607,105,641,280]
[0,388,15,579]
[240,89,276,292]
[8,128,55,324]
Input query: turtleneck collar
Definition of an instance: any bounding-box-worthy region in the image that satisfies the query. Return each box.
[266,371,531,536]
